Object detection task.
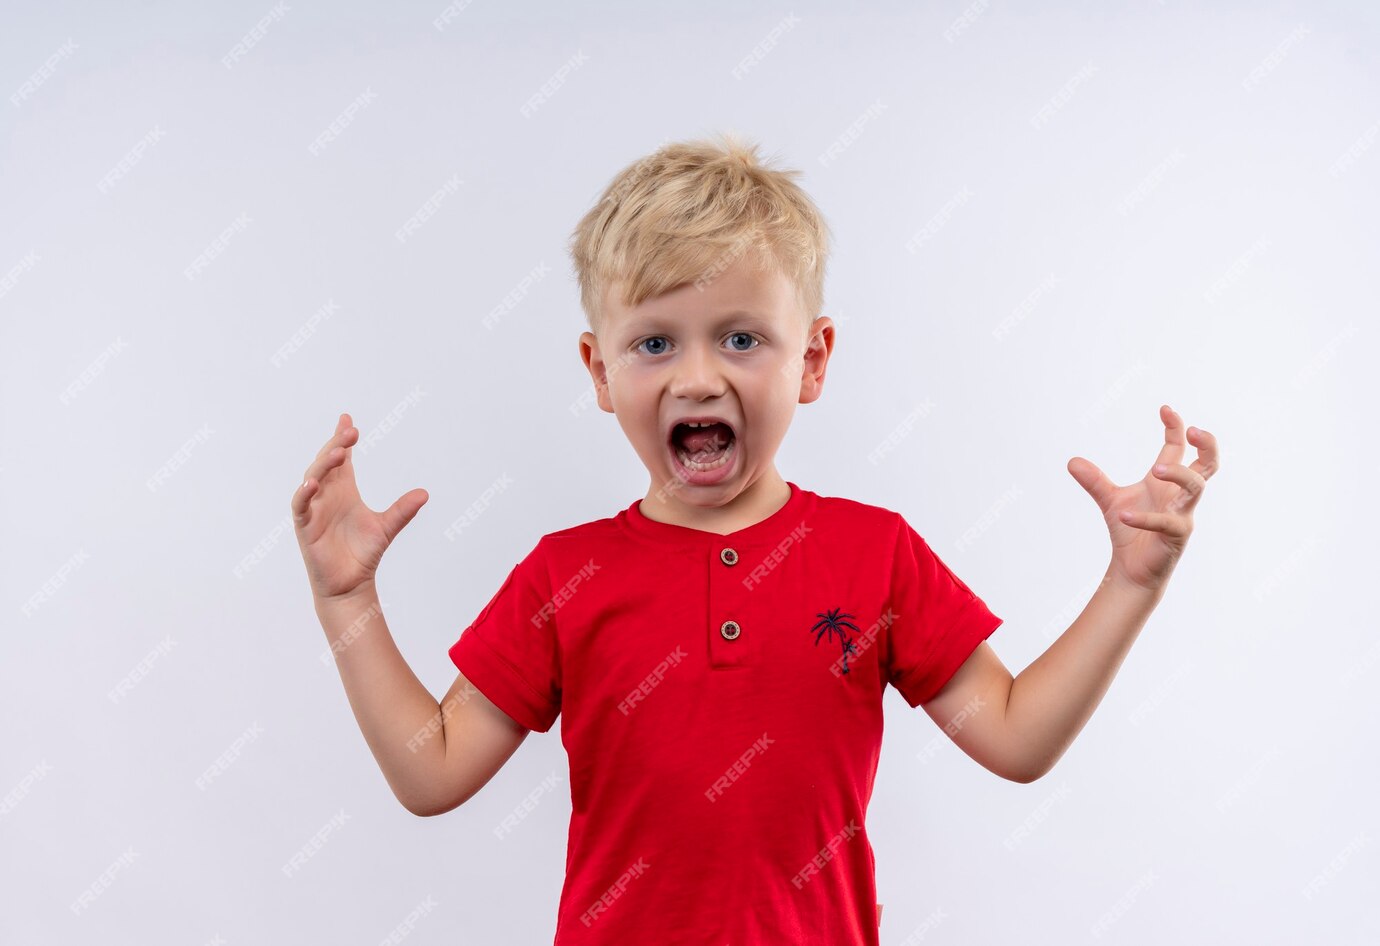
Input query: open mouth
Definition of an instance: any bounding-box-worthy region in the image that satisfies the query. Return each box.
[668,420,737,473]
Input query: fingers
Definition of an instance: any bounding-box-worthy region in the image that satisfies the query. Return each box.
[1151,462,1208,512]
[1117,507,1191,537]
[292,414,359,522]
[380,488,429,542]
[1186,424,1219,480]
[314,412,354,463]
[293,449,345,524]
[1152,405,1219,481]
[1067,456,1118,512]
[1151,404,1188,470]
[291,476,317,521]
[304,425,358,487]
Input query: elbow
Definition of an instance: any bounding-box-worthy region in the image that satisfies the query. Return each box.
[401,786,472,818]
[399,791,451,818]
[404,799,453,818]
[400,794,435,817]
[1005,753,1055,784]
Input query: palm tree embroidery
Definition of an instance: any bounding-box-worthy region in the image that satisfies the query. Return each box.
[811,608,861,674]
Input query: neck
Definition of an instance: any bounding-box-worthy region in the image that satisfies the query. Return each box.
[640,468,791,535]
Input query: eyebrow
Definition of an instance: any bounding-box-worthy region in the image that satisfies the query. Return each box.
[627,310,774,331]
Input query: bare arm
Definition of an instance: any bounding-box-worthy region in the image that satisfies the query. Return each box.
[923,408,1218,782]
[318,583,528,815]
[922,570,1164,783]
[294,413,529,816]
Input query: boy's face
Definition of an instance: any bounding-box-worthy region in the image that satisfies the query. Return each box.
[579,250,834,528]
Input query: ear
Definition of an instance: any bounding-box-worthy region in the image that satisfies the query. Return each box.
[579,332,615,414]
[797,317,835,405]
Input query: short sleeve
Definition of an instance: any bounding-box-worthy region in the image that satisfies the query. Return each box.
[448,538,561,733]
[886,515,1003,707]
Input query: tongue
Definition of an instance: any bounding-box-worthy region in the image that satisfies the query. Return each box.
[676,422,733,459]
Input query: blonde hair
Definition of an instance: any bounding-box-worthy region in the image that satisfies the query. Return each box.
[568,131,832,340]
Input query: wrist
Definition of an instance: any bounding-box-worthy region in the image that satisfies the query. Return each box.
[1101,564,1166,600]
[314,578,380,612]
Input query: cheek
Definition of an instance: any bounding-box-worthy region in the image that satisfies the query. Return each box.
[745,396,793,434]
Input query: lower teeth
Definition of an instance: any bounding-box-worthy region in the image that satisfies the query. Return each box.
[677,438,736,473]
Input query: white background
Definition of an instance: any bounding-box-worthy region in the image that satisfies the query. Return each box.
[2,1,1376,943]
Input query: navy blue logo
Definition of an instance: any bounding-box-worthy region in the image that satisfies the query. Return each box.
[811,608,860,674]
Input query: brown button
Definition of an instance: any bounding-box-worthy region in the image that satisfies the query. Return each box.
[720,547,739,566]
[720,620,741,641]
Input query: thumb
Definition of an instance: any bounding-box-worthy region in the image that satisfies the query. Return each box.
[380,488,429,542]
[1066,457,1116,513]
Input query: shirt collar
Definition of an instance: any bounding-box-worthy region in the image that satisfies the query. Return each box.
[621,480,815,549]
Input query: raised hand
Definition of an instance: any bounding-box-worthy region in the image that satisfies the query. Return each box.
[290,413,429,602]
[1066,404,1220,593]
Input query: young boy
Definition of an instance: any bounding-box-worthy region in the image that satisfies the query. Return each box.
[291,134,1219,945]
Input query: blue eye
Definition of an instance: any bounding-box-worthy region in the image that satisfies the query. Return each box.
[634,333,760,355]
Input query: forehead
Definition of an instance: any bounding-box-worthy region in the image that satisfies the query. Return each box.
[604,256,797,333]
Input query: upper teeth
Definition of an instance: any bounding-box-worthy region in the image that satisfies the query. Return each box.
[682,421,721,428]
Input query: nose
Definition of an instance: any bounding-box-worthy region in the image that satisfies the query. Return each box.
[668,340,727,401]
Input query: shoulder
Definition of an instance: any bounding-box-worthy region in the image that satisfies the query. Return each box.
[806,488,908,539]
[540,509,624,544]
[525,507,629,566]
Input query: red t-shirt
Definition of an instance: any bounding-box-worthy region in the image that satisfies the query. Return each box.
[449,481,1002,945]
